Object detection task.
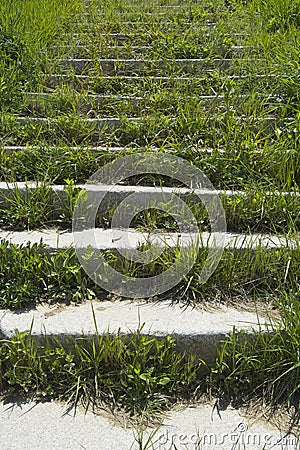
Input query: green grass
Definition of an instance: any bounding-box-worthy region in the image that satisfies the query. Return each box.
[0,0,83,55]
[1,141,300,188]
[209,292,300,423]
[0,29,38,110]
[0,182,79,230]
[0,240,97,308]
[0,0,83,112]
[1,0,300,431]
[0,183,300,234]
[0,327,198,420]
[1,238,300,309]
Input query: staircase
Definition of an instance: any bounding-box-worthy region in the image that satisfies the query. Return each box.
[0,0,299,448]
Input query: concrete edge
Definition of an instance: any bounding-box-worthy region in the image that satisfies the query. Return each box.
[0,300,273,367]
[0,229,298,251]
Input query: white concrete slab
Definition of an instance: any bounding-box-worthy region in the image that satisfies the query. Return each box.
[0,300,273,363]
[0,400,297,450]
[0,229,297,251]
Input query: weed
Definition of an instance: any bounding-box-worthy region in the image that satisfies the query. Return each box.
[209,292,300,422]
[0,29,38,109]
[0,328,198,418]
[0,241,97,308]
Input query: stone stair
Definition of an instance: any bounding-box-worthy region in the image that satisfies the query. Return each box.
[0,0,295,342]
[0,0,299,447]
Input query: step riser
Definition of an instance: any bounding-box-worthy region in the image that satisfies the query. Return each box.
[0,183,236,211]
[23,92,280,115]
[44,73,280,93]
[0,331,257,370]
[13,116,292,132]
[49,45,252,59]
[0,229,298,252]
[55,58,261,75]
[0,300,269,368]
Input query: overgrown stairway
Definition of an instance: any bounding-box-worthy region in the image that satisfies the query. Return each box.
[0,0,300,446]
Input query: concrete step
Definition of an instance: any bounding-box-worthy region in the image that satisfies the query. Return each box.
[49,44,252,59]
[80,5,195,14]
[0,145,266,156]
[12,115,293,131]
[55,57,264,75]
[66,23,220,44]
[0,299,272,364]
[44,73,282,92]
[23,91,280,111]
[0,229,297,252]
[71,29,247,38]
[0,182,238,213]
[0,144,128,153]
[49,45,153,58]
[0,182,239,196]
[1,181,298,201]
[101,43,253,59]
[74,11,201,21]
[1,183,298,232]
[1,397,294,450]
[23,92,281,117]
[68,31,247,47]
[14,116,134,129]
[71,21,218,31]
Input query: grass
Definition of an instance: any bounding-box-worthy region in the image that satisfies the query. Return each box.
[1,142,300,189]
[0,0,83,112]
[0,327,198,420]
[0,29,38,110]
[209,292,300,424]
[1,183,300,234]
[0,301,299,435]
[0,0,300,435]
[0,241,97,308]
[0,182,79,230]
[1,237,300,309]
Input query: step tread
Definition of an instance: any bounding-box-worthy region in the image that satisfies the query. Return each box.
[0,399,289,450]
[13,115,293,123]
[0,182,239,195]
[1,181,298,197]
[46,73,283,81]
[0,300,269,338]
[57,57,259,62]
[0,229,297,250]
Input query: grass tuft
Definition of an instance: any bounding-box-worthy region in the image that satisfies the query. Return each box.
[0,328,198,419]
[209,293,300,422]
